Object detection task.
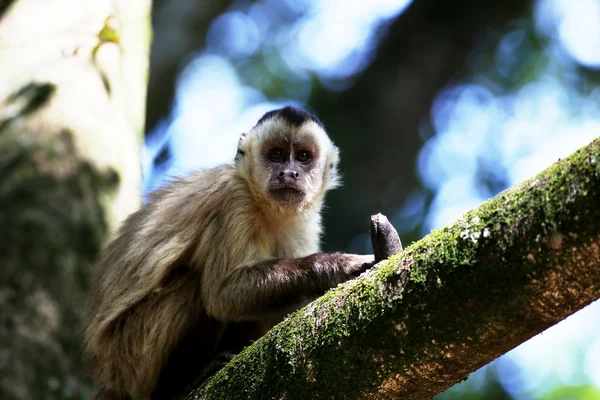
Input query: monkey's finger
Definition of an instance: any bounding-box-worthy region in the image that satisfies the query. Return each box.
[370,213,403,263]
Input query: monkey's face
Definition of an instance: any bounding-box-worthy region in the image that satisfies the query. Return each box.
[237,110,341,210]
[262,139,318,205]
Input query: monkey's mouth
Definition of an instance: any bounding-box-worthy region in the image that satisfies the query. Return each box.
[269,185,306,204]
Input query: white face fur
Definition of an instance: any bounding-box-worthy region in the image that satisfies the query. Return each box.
[236,113,340,209]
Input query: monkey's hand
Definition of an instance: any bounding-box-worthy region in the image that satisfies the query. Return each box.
[370,213,403,263]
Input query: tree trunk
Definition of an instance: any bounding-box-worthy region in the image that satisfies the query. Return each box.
[0,1,150,398]
[192,138,600,399]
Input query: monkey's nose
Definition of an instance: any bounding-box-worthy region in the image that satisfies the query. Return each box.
[279,170,299,179]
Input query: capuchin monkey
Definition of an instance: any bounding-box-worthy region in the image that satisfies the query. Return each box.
[85,106,401,399]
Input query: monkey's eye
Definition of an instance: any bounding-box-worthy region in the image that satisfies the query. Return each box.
[268,148,285,162]
[296,150,312,163]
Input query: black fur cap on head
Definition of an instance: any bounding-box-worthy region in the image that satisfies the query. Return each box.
[255,106,324,129]
[236,106,324,162]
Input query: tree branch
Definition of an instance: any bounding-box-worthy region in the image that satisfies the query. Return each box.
[191,138,600,400]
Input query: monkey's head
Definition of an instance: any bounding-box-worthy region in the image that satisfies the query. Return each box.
[236,106,340,210]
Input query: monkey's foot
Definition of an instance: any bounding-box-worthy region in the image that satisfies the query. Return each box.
[370,213,403,263]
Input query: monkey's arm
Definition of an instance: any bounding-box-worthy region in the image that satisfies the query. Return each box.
[206,253,374,321]
[207,213,402,321]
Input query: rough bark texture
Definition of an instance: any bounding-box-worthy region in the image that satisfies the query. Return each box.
[0,1,150,398]
[191,138,600,399]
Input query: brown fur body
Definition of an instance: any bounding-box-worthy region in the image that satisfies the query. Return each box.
[85,107,374,399]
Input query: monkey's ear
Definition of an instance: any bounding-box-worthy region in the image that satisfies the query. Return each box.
[235,133,248,162]
[325,145,341,189]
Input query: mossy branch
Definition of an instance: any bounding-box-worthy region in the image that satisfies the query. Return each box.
[190,138,600,400]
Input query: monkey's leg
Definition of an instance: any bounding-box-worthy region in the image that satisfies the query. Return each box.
[197,351,236,381]
[180,321,263,396]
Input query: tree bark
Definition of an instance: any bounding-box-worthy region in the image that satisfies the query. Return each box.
[192,138,600,399]
[0,1,150,398]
